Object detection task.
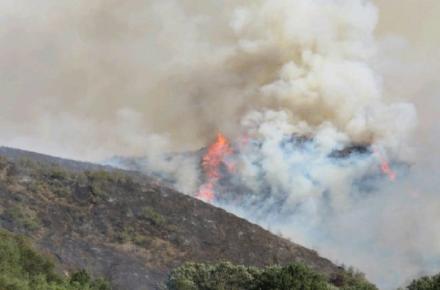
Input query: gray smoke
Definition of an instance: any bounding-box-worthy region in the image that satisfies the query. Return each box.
[1,0,439,289]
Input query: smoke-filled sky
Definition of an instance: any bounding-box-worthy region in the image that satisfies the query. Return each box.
[1,0,437,161]
[1,1,440,289]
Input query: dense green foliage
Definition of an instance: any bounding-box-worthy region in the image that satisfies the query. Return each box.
[167,261,377,290]
[406,273,440,290]
[167,262,261,290]
[254,263,331,290]
[0,229,111,290]
[330,267,378,290]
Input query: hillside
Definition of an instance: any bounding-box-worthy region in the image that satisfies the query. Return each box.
[0,147,343,289]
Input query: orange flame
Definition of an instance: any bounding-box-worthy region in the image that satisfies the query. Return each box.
[195,133,234,202]
[196,183,215,202]
[373,146,396,181]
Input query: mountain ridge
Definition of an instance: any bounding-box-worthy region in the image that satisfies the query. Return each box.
[0,146,343,289]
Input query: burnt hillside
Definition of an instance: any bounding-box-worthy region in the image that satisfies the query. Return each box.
[0,147,342,290]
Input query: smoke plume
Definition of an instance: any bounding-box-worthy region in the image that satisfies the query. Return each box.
[1,0,439,289]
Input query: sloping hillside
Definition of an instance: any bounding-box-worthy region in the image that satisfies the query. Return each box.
[0,147,343,289]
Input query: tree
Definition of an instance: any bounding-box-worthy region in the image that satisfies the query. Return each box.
[407,274,440,290]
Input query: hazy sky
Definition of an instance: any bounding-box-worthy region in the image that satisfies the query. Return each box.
[0,2,439,289]
[375,0,440,49]
[374,0,440,159]
[0,0,437,161]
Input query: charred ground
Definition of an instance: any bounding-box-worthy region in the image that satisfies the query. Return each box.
[0,147,344,290]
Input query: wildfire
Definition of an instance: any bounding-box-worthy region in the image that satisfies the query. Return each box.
[372,146,396,181]
[195,133,234,202]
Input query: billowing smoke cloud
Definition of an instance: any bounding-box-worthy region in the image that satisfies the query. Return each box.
[0,0,416,159]
[1,0,439,289]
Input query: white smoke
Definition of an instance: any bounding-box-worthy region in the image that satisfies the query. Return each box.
[0,0,416,159]
[1,0,439,289]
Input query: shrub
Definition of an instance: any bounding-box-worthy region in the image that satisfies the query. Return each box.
[86,170,128,199]
[115,225,149,246]
[254,263,331,290]
[4,205,40,231]
[140,206,166,226]
[70,269,91,285]
[406,273,440,290]
[0,229,111,290]
[168,262,338,290]
[167,262,379,290]
[167,262,259,290]
[331,267,377,290]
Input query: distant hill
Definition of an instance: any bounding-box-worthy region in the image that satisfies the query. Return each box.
[0,146,344,289]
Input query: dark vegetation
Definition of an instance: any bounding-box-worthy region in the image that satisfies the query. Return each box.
[167,261,440,290]
[167,261,377,290]
[405,273,440,290]
[0,229,110,290]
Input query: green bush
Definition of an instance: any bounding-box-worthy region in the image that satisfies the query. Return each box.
[167,262,339,290]
[4,205,40,231]
[140,206,166,226]
[406,273,440,290]
[331,267,377,290]
[85,170,130,199]
[167,262,259,290]
[254,263,331,290]
[115,225,149,246]
[167,262,379,290]
[0,229,111,290]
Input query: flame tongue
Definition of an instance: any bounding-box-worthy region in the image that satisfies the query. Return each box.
[196,183,215,202]
[195,136,398,202]
[202,133,233,179]
[195,133,234,202]
[373,146,397,181]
